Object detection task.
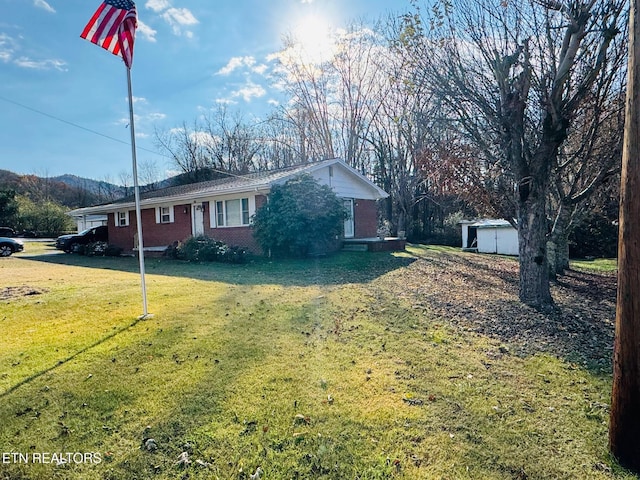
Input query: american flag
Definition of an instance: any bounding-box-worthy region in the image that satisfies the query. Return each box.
[81,0,137,68]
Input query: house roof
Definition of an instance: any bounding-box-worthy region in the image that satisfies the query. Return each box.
[68,158,388,216]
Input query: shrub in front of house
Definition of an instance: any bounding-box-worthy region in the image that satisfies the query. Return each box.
[84,241,123,257]
[175,235,247,263]
[252,174,346,258]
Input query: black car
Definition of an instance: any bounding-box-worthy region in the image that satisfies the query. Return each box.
[55,226,108,253]
[0,237,24,256]
[0,227,15,237]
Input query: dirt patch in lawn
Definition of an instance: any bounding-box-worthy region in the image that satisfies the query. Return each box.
[383,249,616,372]
[1,286,47,301]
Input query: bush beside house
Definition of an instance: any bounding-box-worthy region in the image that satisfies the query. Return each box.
[252,174,346,257]
[167,236,248,263]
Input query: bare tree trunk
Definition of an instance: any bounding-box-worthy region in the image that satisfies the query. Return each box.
[549,204,573,276]
[518,174,553,307]
[609,1,640,472]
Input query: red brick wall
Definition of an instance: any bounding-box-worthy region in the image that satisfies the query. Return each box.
[108,212,134,250]
[107,195,372,254]
[207,227,261,253]
[144,204,192,246]
[108,204,192,251]
[354,199,378,238]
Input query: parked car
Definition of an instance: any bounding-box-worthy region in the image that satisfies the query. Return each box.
[0,237,24,256]
[55,226,108,253]
[0,227,16,237]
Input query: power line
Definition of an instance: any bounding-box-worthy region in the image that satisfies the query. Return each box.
[0,94,269,182]
[0,94,163,158]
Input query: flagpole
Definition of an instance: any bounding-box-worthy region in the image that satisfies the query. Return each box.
[126,65,150,318]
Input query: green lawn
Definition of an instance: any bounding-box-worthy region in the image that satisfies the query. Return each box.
[571,257,618,273]
[0,243,635,479]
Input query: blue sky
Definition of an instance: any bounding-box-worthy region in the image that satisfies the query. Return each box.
[0,0,404,182]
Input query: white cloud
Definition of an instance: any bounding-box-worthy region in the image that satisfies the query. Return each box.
[144,2,198,37]
[145,0,171,12]
[190,131,218,147]
[0,34,16,63]
[215,98,237,105]
[217,56,256,75]
[147,112,167,121]
[137,20,157,42]
[118,103,166,138]
[13,57,67,71]
[216,56,270,77]
[118,112,166,126]
[252,64,268,75]
[231,81,266,102]
[162,7,199,36]
[34,0,55,13]
[0,33,67,71]
[168,127,185,135]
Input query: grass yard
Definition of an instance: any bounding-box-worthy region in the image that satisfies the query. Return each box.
[571,257,618,273]
[0,243,635,479]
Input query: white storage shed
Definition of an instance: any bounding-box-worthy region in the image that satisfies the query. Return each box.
[460,219,519,256]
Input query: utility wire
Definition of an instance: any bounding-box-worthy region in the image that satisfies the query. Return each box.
[0,93,163,157]
[0,94,267,181]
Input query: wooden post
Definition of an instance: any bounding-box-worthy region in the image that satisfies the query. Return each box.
[609,0,640,472]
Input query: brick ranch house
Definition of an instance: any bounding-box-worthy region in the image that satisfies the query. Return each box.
[67,158,389,255]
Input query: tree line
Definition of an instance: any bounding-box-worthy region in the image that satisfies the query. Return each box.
[0,170,123,235]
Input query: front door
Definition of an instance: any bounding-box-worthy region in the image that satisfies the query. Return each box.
[343,199,354,238]
[192,203,205,236]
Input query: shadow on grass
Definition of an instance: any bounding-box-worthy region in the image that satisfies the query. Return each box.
[0,298,275,479]
[19,247,616,374]
[0,289,402,479]
[19,250,416,287]
[0,314,147,400]
[396,246,617,375]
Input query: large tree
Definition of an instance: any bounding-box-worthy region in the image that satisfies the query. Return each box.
[548,89,624,274]
[401,0,627,307]
[154,107,263,183]
[271,22,389,171]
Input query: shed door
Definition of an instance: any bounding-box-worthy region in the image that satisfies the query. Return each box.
[467,226,478,248]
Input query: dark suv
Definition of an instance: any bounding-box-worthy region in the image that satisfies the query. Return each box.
[0,227,15,237]
[55,226,108,253]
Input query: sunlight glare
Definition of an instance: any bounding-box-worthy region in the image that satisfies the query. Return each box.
[292,14,335,63]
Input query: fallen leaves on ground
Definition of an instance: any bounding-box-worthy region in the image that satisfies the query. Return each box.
[380,250,616,371]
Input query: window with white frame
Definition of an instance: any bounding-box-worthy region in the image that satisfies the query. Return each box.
[155,206,174,224]
[213,198,250,227]
[115,210,129,227]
